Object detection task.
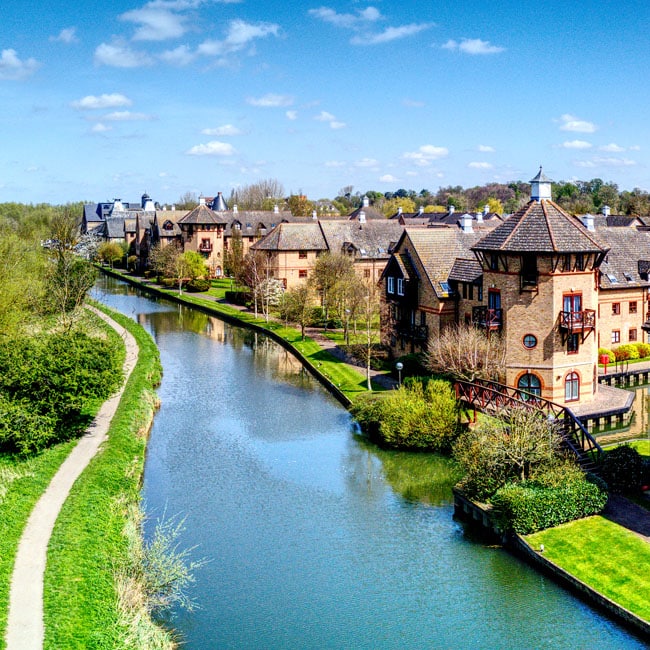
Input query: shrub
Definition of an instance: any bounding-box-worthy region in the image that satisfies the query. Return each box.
[601,445,644,494]
[349,393,385,440]
[614,344,639,361]
[598,347,615,363]
[0,395,57,455]
[490,474,608,534]
[225,290,252,305]
[395,354,428,378]
[368,379,459,452]
[185,278,210,292]
[636,342,650,359]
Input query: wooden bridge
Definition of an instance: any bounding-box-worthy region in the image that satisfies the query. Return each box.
[455,379,603,472]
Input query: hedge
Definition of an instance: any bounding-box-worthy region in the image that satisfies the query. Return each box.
[490,475,608,534]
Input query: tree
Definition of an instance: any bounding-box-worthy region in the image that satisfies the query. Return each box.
[287,194,315,217]
[426,323,506,383]
[176,192,198,210]
[281,284,313,339]
[149,242,182,279]
[453,406,562,500]
[381,197,416,217]
[309,252,355,324]
[356,276,383,390]
[229,178,285,210]
[224,228,245,284]
[241,250,273,319]
[181,251,209,280]
[97,241,124,268]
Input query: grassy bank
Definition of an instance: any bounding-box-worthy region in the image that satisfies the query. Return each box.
[101,268,383,402]
[525,516,650,622]
[43,303,167,648]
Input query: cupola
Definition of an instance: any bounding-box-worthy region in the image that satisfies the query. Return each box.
[530,166,552,201]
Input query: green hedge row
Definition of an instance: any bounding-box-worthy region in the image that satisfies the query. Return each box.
[490,475,608,534]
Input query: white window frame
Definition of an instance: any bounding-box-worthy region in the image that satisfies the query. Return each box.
[397,278,404,296]
[387,277,395,294]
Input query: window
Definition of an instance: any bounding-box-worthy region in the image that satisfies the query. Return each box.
[462,283,467,299]
[364,269,371,278]
[523,334,537,349]
[299,270,308,278]
[562,254,571,271]
[420,311,426,326]
[387,277,395,294]
[521,254,537,287]
[612,330,620,344]
[298,251,307,259]
[630,301,638,314]
[612,302,620,315]
[567,333,579,354]
[565,372,580,402]
[575,254,584,271]
[397,278,404,295]
[630,328,638,342]
[517,373,541,399]
[477,284,483,302]
[489,254,498,270]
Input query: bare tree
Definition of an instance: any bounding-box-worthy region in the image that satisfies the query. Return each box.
[426,323,506,383]
[230,179,285,210]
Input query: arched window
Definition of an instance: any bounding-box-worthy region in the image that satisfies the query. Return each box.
[565,372,580,402]
[517,373,541,399]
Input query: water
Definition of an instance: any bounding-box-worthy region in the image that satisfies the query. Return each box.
[92,275,646,649]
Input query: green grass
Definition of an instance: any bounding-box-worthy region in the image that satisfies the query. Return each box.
[43,303,166,648]
[526,516,650,621]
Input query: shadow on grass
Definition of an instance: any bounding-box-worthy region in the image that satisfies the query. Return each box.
[603,494,650,539]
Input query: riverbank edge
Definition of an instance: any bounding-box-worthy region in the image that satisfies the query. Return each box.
[98,267,354,406]
[453,488,650,640]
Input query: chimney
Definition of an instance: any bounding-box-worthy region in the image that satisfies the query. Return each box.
[418,206,424,215]
[397,206,403,215]
[199,195,206,206]
[460,213,473,233]
[273,204,279,214]
[171,204,176,211]
[359,211,366,224]
[483,204,490,216]
[476,211,483,224]
[312,210,318,220]
[602,205,611,217]
[448,205,455,214]
[233,204,238,214]
[582,213,595,232]
[362,195,369,208]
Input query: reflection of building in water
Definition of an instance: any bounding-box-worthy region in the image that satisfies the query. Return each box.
[596,385,650,445]
[204,316,225,342]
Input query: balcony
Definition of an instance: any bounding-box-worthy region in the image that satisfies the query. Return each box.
[559,309,596,334]
[472,306,503,331]
[397,324,429,341]
[198,242,213,253]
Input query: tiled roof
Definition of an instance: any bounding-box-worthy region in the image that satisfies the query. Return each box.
[402,227,486,298]
[449,258,483,283]
[319,220,403,259]
[347,205,385,220]
[473,199,608,254]
[596,227,650,289]
[224,210,293,237]
[252,222,328,251]
[178,204,227,225]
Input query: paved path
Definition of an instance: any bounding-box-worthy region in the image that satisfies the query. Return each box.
[5,307,139,650]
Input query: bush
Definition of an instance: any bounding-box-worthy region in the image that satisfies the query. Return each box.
[185,278,210,292]
[395,354,428,378]
[225,290,252,305]
[360,379,459,452]
[0,395,58,455]
[636,342,650,359]
[601,445,644,494]
[598,347,615,363]
[349,393,385,440]
[490,474,608,534]
[614,343,639,361]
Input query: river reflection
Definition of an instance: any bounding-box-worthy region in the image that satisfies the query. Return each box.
[91,275,646,650]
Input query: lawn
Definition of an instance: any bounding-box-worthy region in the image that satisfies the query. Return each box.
[526,516,650,621]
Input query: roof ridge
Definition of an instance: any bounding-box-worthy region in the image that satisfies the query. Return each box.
[541,200,558,251]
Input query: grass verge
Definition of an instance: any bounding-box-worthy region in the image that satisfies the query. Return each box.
[525,516,650,621]
[43,303,168,648]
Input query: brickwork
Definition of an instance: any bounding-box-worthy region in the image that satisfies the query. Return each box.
[597,287,648,349]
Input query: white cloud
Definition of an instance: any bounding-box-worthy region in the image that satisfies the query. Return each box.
[94,41,153,67]
[351,23,433,45]
[50,27,78,44]
[120,6,188,41]
[103,110,155,121]
[560,140,592,149]
[403,98,424,108]
[247,93,293,107]
[380,174,399,183]
[442,38,504,54]
[0,49,40,80]
[468,161,493,169]
[330,121,346,129]
[478,144,495,152]
[355,157,380,168]
[558,113,597,133]
[324,160,345,167]
[159,45,195,65]
[599,143,625,152]
[575,156,637,168]
[308,6,382,29]
[314,110,346,129]
[285,110,298,120]
[629,145,641,151]
[186,140,236,156]
[71,93,132,110]
[201,124,242,136]
[403,144,448,166]
[91,123,112,133]
[198,20,279,59]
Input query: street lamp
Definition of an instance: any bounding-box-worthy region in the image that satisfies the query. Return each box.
[344,308,351,346]
[395,361,403,388]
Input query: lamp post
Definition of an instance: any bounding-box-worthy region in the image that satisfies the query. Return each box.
[395,361,403,388]
[344,308,351,346]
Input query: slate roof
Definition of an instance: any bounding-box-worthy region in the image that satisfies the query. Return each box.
[401,227,486,298]
[473,199,608,254]
[347,205,386,220]
[252,222,328,251]
[449,258,483,283]
[178,204,228,226]
[319,220,403,259]
[98,216,126,239]
[224,210,294,237]
[596,227,650,289]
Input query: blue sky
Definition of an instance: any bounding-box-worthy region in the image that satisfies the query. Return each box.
[2,0,649,204]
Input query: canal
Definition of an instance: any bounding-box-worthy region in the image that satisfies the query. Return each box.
[92,274,645,649]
